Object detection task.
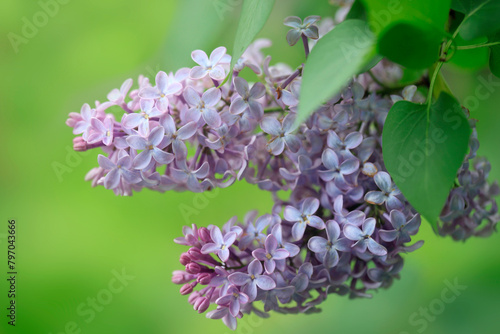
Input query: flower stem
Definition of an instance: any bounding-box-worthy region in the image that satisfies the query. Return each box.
[301,34,310,58]
[457,41,500,50]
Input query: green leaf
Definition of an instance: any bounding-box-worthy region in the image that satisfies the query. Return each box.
[361,0,451,69]
[452,0,500,40]
[489,31,500,77]
[296,20,377,127]
[345,0,367,20]
[382,92,471,230]
[222,0,275,86]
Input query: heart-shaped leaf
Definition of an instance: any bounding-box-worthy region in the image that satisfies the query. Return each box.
[296,19,377,127]
[452,0,500,40]
[361,0,451,69]
[382,92,471,230]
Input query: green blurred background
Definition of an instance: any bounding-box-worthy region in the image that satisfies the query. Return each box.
[1,1,499,333]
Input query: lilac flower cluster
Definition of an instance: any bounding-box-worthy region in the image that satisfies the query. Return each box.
[66,15,498,330]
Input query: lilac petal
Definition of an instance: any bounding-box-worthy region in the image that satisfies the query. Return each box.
[302,197,319,215]
[210,46,226,65]
[405,215,421,234]
[80,103,92,120]
[164,82,182,96]
[363,218,376,236]
[90,118,106,133]
[362,162,378,176]
[173,139,188,160]
[284,134,301,153]
[104,168,120,189]
[156,71,168,93]
[248,259,263,276]
[202,108,222,128]
[284,242,300,257]
[229,298,240,317]
[219,248,230,262]
[318,170,337,182]
[201,243,219,254]
[340,158,360,175]
[286,29,301,46]
[184,87,201,107]
[284,206,302,222]
[122,113,143,129]
[170,168,188,182]
[185,108,202,123]
[117,156,133,169]
[327,131,342,149]
[324,249,339,268]
[344,132,363,149]
[121,168,142,184]
[255,215,271,232]
[203,88,222,107]
[326,220,340,242]
[234,77,250,97]
[149,126,165,146]
[334,238,352,252]
[160,115,176,135]
[260,117,281,136]
[191,50,209,67]
[252,248,267,261]
[210,227,224,245]
[264,259,276,274]
[344,224,364,241]
[133,150,153,170]
[283,16,302,28]
[346,211,365,226]
[390,210,406,229]
[249,82,266,98]
[374,171,392,192]
[308,236,327,253]
[137,119,150,137]
[153,148,174,165]
[291,222,306,241]
[353,239,368,253]
[189,66,207,80]
[367,239,387,256]
[248,99,264,119]
[268,138,285,155]
[379,230,398,242]
[387,195,404,211]
[228,273,250,286]
[308,216,325,229]
[303,15,320,25]
[216,294,232,306]
[282,114,296,133]
[209,65,226,81]
[229,97,248,115]
[98,154,115,170]
[139,87,160,99]
[238,292,249,305]
[177,122,198,140]
[365,191,386,205]
[265,235,278,252]
[333,195,343,214]
[255,276,276,290]
[243,282,258,301]
[322,149,340,170]
[224,232,237,246]
[194,162,210,178]
[272,249,289,260]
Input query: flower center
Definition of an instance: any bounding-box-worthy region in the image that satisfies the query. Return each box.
[265,253,272,260]
[250,274,255,280]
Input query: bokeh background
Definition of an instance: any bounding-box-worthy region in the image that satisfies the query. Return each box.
[1,1,499,333]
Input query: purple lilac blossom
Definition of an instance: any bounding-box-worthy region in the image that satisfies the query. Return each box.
[65,15,499,331]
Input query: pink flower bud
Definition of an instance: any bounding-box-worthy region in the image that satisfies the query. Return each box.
[171,270,192,284]
[197,273,212,285]
[185,262,201,274]
[194,297,210,313]
[179,253,191,266]
[73,137,88,151]
[199,227,211,243]
[188,290,201,304]
[188,247,203,260]
[180,282,196,295]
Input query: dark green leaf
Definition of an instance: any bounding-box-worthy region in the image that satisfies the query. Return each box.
[345,0,367,20]
[451,0,500,40]
[223,0,275,86]
[489,32,500,77]
[378,21,442,69]
[361,0,451,69]
[382,92,471,230]
[297,20,377,127]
